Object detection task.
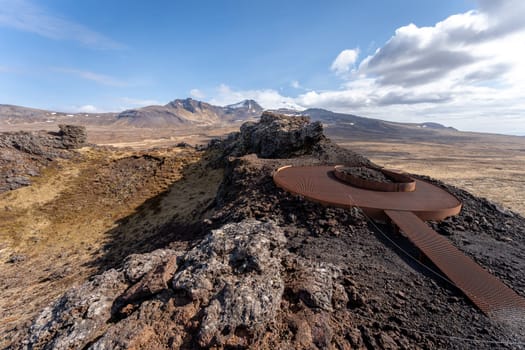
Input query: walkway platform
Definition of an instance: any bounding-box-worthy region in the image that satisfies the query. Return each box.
[273,165,525,320]
[385,209,525,320]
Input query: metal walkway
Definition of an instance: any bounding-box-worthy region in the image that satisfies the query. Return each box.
[385,209,525,320]
[273,165,462,221]
[273,165,525,320]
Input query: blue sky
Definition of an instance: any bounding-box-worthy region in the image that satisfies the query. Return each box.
[1,0,524,134]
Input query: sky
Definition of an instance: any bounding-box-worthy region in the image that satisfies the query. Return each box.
[0,0,524,135]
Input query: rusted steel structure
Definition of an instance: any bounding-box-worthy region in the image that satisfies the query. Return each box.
[273,165,525,320]
[333,165,416,192]
[385,210,525,319]
[273,165,461,221]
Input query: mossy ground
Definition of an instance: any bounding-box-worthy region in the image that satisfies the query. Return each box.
[0,145,223,346]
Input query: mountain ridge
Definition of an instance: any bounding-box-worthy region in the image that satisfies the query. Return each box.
[2,99,511,141]
[111,98,265,127]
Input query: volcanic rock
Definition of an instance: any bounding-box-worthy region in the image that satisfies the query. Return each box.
[17,113,525,349]
[339,166,393,183]
[26,269,128,350]
[225,111,324,158]
[58,124,87,149]
[0,125,86,192]
[172,219,286,348]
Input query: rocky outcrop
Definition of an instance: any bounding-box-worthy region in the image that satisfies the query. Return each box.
[58,124,87,149]
[214,111,372,169]
[23,249,178,349]
[23,222,276,348]
[22,219,357,349]
[16,113,525,349]
[0,125,86,192]
[25,269,128,350]
[225,111,324,158]
[172,220,286,348]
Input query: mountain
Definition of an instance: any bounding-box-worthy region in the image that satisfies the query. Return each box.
[0,104,117,126]
[223,99,264,122]
[118,98,226,127]
[1,100,490,143]
[0,104,51,123]
[301,108,459,141]
[0,99,263,129]
[116,98,263,127]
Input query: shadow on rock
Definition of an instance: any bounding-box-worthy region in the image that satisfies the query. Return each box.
[84,151,224,275]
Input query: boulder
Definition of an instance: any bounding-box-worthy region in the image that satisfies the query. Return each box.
[25,269,128,350]
[228,111,324,158]
[172,219,286,347]
[59,124,87,149]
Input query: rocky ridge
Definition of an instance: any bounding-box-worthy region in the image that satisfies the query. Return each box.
[16,114,525,349]
[116,99,263,128]
[0,125,87,192]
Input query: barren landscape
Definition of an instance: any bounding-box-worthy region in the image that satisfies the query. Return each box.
[3,1,525,348]
[3,112,522,217]
[0,144,221,345]
[335,136,525,217]
[1,109,524,349]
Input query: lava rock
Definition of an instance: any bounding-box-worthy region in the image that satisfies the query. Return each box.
[0,125,86,192]
[123,248,179,284]
[172,219,286,348]
[26,269,128,349]
[58,124,87,149]
[227,111,324,158]
[284,256,341,311]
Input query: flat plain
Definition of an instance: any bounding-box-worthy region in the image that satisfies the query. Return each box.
[335,135,525,217]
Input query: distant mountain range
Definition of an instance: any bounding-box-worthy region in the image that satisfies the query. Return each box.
[299,108,458,141]
[0,98,264,128]
[115,99,263,127]
[0,98,472,141]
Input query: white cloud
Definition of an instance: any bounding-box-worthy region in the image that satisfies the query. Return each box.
[203,2,525,134]
[299,1,525,134]
[56,68,128,87]
[210,84,302,110]
[330,48,359,76]
[0,0,122,49]
[120,97,161,106]
[190,88,205,99]
[74,104,98,113]
[290,80,301,89]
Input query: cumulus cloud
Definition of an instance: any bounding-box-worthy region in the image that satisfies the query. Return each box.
[330,48,359,76]
[357,12,493,87]
[190,88,205,99]
[207,1,525,134]
[300,0,525,133]
[210,84,302,110]
[476,0,525,39]
[0,0,123,49]
[353,1,525,93]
